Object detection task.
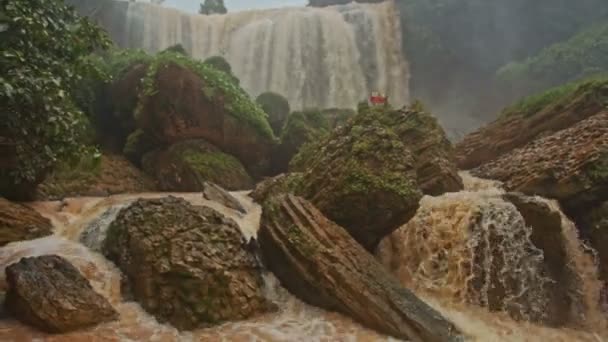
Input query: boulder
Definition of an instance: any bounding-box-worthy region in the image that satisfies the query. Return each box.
[103,196,273,330]
[273,110,331,173]
[142,139,253,191]
[256,92,291,136]
[377,191,581,327]
[135,59,275,177]
[291,104,461,251]
[37,154,156,200]
[472,111,608,214]
[577,201,608,285]
[5,255,118,333]
[0,198,52,246]
[456,78,608,170]
[202,182,246,214]
[259,194,463,342]
[250,173,303,204]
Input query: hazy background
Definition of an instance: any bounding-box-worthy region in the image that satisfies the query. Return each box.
[160,0,307,12]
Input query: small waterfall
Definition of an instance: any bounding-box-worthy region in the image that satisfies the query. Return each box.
[378,172,607,333]
[71,0,410,110]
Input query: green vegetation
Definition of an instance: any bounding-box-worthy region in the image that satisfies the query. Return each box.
[137,51,274,139]
[0,0,110,191]
[163,43,188,56]
[203,55,239,85]
[501,76,608,119]
[256,92,291,135]
[181,148,250,183]
[199,0,227,15]
[498,22,608,92]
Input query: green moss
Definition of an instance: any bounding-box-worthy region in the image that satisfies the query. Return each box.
[587,152,608,183]
[181,148,248,180]
[256,92,290,135]
[501,76,608,119]
[139,51,274,140]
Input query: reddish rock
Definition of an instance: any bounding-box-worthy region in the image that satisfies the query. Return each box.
[0,198,52,246]
[136,62,274,177]
[5,255,118,333]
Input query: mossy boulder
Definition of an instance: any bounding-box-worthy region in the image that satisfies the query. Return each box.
[123,129,160,166]
[256,92,290,136]
[37,154,156,200]
[273,110,331,174]
[142,139,253,191]
[294,112,423,251]
[135,54,275,177]
[103,196,273,330]
[250,173,304,204]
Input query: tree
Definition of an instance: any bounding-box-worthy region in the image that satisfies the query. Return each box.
[255,92,290,135]
[203,55,239,84]
[0,0,110,199]
[199,0,227,15]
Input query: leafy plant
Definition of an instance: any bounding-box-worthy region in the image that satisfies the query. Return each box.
[0,0,110,190]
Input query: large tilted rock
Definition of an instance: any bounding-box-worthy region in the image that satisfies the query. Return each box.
[103,196,273,330]
[5,255,118,333]
[142,139,253,191]
[456,78,608,169]
[472,112,608,214]
[0,198,52,246]
[259,195,463,342]
[136,61,275,177]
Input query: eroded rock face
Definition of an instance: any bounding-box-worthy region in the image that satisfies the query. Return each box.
[577,201,608,285]
[103,196,273,330]
[136,62,275,177]
[472,112,608,213]
[456,81,608,170]
[5,255,118,333]
[37,154,156,200]
[0,198,52,246]
[259,194,463,342]
[142,139,253,191]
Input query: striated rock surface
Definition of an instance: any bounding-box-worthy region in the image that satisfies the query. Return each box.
[249,173,303,204]
[142,139,253,191]
[135,60,275,177]
[103,196,273,330]
[0,198,52,246]
[259,194,463,342]
[5,255,118,333]
[456,79,608,169]
[37,154,156,200]
[472,111,608,213]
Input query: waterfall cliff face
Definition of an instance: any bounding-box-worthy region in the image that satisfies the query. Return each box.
[72,0,409,110]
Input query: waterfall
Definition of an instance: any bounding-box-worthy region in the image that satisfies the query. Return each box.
[70,0,410,110]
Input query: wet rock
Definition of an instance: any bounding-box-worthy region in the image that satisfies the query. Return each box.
[103,196,273,330]
[259,194,464,342]
[250,173,304,204]
[202,182,246,213]
[37,154,156,200]
[456,79,608,170]
[0,198,52,246]
[472,112,608,214]
[5,255,118,333]
[577,201,608,285]
[135,61,275,177]
[142,139,253,191]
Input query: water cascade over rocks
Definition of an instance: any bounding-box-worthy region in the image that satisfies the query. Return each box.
[69,0,409,110]
[0,181,607,340]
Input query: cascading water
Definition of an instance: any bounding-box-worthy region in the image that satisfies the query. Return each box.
[69,0,409,110]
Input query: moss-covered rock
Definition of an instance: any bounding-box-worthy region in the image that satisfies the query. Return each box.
[134,53,275,177]
[142,139,253,191]
[123,129,160,165]
[256,92,290,136]
[103,196,273,330]
[37,154,156,200]
[273,110,331,174]
[250,173,304,204]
